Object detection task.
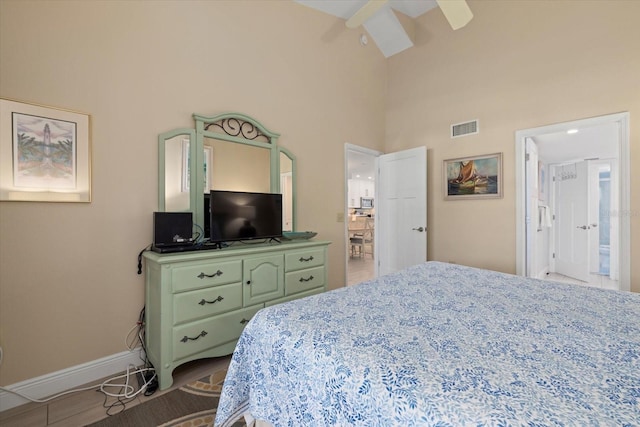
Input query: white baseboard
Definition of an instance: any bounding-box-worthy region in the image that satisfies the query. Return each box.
[0,350,143,412]
[536,267,549,280]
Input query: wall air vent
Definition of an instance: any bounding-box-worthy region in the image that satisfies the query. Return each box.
[451,119,479,138]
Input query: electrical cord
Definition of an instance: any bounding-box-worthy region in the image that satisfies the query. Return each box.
[135,307,149,364]
[193,223,205,243]
[0,308,157,408]
[99,366,157,399]
[101,387,136,416]
[99,365,157,416]
[134,306,158,398]
[137,244,151,274]
[0,353,156,406]
[0,367,156,403]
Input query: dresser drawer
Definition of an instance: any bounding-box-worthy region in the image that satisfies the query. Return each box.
[285,248,325,272]
[143,240,330,390]
[173,282,242,325]
[172,260,242,293]
[285,266,325,296]
[172,304,262,361]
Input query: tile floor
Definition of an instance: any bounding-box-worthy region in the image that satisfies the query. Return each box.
[0,356,232,427]
[544,272,619,290]
[347,254,375,286]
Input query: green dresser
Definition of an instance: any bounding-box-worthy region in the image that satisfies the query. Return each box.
[143,240,330,390]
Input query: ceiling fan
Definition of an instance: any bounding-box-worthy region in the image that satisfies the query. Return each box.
[295,0,473,57]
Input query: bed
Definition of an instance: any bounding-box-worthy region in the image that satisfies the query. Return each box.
[214,261,640,426]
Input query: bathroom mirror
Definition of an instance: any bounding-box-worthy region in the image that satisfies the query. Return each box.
[159,112,296,235]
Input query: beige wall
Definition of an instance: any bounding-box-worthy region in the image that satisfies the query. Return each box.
[0,0,387,385]
[0,0,638,388]
[386,0,639,287]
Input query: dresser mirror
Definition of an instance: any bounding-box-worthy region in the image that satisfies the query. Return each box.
[158,128,195,213]
[158,112,296,235]
[205,137,271,193]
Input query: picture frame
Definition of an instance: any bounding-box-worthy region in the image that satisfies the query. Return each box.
[443,152,502,200]
[0,98,91,202]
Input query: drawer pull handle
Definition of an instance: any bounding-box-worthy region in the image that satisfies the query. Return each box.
[299,256,314,262]
[199,296,224,305]
[240,318,250,325]
[299,275,314,283]
[180,330,208,343]
[198,270,223,279]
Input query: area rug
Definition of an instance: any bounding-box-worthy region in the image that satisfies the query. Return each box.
[88,368,246,427]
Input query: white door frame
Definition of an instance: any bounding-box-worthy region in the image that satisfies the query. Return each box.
[515,112,630,290]
[344,143,382,285]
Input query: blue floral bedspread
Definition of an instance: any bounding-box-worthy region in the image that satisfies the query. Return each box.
[215,261,640,426]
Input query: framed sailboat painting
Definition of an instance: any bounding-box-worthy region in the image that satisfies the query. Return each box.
[443,152,502,200]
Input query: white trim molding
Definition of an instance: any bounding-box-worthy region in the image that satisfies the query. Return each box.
[0,350,142,412]
[515,112,631,291]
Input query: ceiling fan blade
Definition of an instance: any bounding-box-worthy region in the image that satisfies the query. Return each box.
[346,0,389,29]
[363,6,413,57]
[435,0,473,30]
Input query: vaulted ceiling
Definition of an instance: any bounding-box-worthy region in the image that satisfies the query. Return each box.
[294,0,470,57]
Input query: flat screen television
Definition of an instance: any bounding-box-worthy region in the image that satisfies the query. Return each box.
[209,190,283,243]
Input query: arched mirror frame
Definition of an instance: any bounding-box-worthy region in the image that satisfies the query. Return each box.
[158,128,197,213]
[158,112,296,235]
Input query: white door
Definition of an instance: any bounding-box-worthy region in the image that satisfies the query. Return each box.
[376,146,427,276]
[555,161,590,282]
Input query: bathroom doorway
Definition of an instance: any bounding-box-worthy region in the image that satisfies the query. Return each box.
[515,112,630,290]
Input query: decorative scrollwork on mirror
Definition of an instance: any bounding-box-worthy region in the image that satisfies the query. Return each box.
[205,118,269,142]
[158,112,296,237]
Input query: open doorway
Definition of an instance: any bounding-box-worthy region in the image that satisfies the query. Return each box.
[515,113,630,291]
[344,144,380,286]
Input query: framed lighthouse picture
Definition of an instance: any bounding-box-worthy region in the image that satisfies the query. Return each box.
[0,98,91,202]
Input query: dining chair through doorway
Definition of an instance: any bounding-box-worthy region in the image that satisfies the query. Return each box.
[350,218,374,259]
